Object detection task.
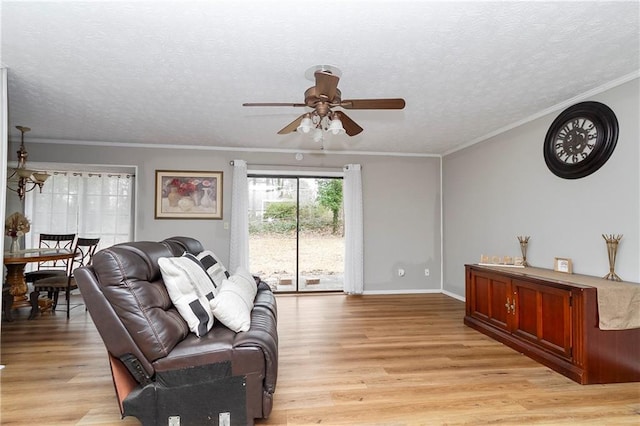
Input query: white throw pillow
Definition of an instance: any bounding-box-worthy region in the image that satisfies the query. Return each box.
[197,249,230,288]
[209,267,257,332]
[159,254,216,337]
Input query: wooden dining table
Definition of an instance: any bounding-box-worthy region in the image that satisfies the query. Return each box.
[2,248,75,321]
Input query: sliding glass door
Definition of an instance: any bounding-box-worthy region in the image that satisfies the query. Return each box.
[248,175,344,293]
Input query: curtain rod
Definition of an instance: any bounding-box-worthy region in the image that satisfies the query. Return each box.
[48,171,135,178]
[229,160,346,171]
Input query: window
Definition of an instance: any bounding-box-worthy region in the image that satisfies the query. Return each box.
[24,169,135,250]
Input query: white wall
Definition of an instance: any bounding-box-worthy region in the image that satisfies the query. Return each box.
[443,78,640,297]
[9,142,442,293]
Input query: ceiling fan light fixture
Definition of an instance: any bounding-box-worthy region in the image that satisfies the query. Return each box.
[297,115,313,133]
[328,116,345,135]
[243,66,405,142]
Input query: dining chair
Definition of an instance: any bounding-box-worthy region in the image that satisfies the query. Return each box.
[24,233,77,286]
[30,237,100,319]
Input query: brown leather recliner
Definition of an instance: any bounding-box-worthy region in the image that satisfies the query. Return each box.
[74,236,278,426]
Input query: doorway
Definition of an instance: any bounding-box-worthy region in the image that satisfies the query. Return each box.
[248,175,344,293]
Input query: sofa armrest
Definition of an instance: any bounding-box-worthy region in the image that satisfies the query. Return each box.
[235,304,279,393]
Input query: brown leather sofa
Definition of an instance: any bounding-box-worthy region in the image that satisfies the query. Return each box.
[75,236,277,426]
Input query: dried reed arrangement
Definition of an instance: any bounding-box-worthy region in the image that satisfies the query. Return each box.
[517,236,530,267]
[602,234,623,281]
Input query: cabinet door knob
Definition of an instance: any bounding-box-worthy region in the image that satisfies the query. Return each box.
[505,298,512,314]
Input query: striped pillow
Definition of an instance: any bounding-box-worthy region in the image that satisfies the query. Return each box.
[158,254,217,337]
[182,253,218,298]
[197,249,230,288]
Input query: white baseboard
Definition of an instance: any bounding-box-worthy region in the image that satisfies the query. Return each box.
[363,289,441,295]
[442,289,465,302]
[361,288,466,302]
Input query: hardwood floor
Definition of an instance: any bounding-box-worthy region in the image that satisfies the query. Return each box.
[1,293,638,425]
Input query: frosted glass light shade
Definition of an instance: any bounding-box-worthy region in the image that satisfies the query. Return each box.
[32,172,50,183]
[16,168,35,179]
[313,128,323,142]
[328,117,345,135]
[297,116,313,133]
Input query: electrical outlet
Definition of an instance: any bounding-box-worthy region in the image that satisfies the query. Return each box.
[425,269,430,276]
[398,268,405,277]
[219,412,231,426]
[168,416,180,426]
[223,222,230,230]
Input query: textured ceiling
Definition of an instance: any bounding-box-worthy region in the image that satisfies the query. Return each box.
[1,1,639,155]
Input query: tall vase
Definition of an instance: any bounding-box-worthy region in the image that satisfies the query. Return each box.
[200,188,214,209]
[192,189,202,206]
[517,236,530,267]
[9,236,20,253]
[602,234,622,281]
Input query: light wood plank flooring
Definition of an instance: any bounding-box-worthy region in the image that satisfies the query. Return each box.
[1,293,638,425]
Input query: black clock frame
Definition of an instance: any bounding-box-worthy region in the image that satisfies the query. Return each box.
[543,101,618,179]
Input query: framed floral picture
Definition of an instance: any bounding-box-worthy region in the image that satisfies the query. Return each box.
[155,170,223,219]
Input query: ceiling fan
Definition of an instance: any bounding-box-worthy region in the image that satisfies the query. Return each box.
[242,66,405,138]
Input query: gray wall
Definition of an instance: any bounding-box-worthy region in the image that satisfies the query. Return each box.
[8,143,441,293]
[361,156,441,293]
[443,78,640,297]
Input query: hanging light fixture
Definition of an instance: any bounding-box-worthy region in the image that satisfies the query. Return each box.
[297,108,345,143]
[6,125,50,201]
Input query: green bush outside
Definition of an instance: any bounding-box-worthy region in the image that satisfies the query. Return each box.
[264,201,296,220]
[250,201,342,235]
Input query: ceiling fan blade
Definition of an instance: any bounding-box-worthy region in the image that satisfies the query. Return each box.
[340,98,406,110]
[277,114,306,134]
[336,111,363,136]
[243,102,306,107]
[315,71,340,101]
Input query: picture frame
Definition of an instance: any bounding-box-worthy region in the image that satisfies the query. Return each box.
[554,257,573,274]
[155,170,223,219]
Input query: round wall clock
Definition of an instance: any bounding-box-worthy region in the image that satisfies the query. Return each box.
[543,101,618,179]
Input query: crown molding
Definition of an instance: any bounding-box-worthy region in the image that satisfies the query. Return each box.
[443,71,640,157]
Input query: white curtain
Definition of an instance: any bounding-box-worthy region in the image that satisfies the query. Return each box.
[229,159,249,272]
[24,171,134,250]
[343,164,364,294]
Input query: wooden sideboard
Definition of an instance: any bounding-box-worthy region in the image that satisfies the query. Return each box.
[464,264,640,384]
